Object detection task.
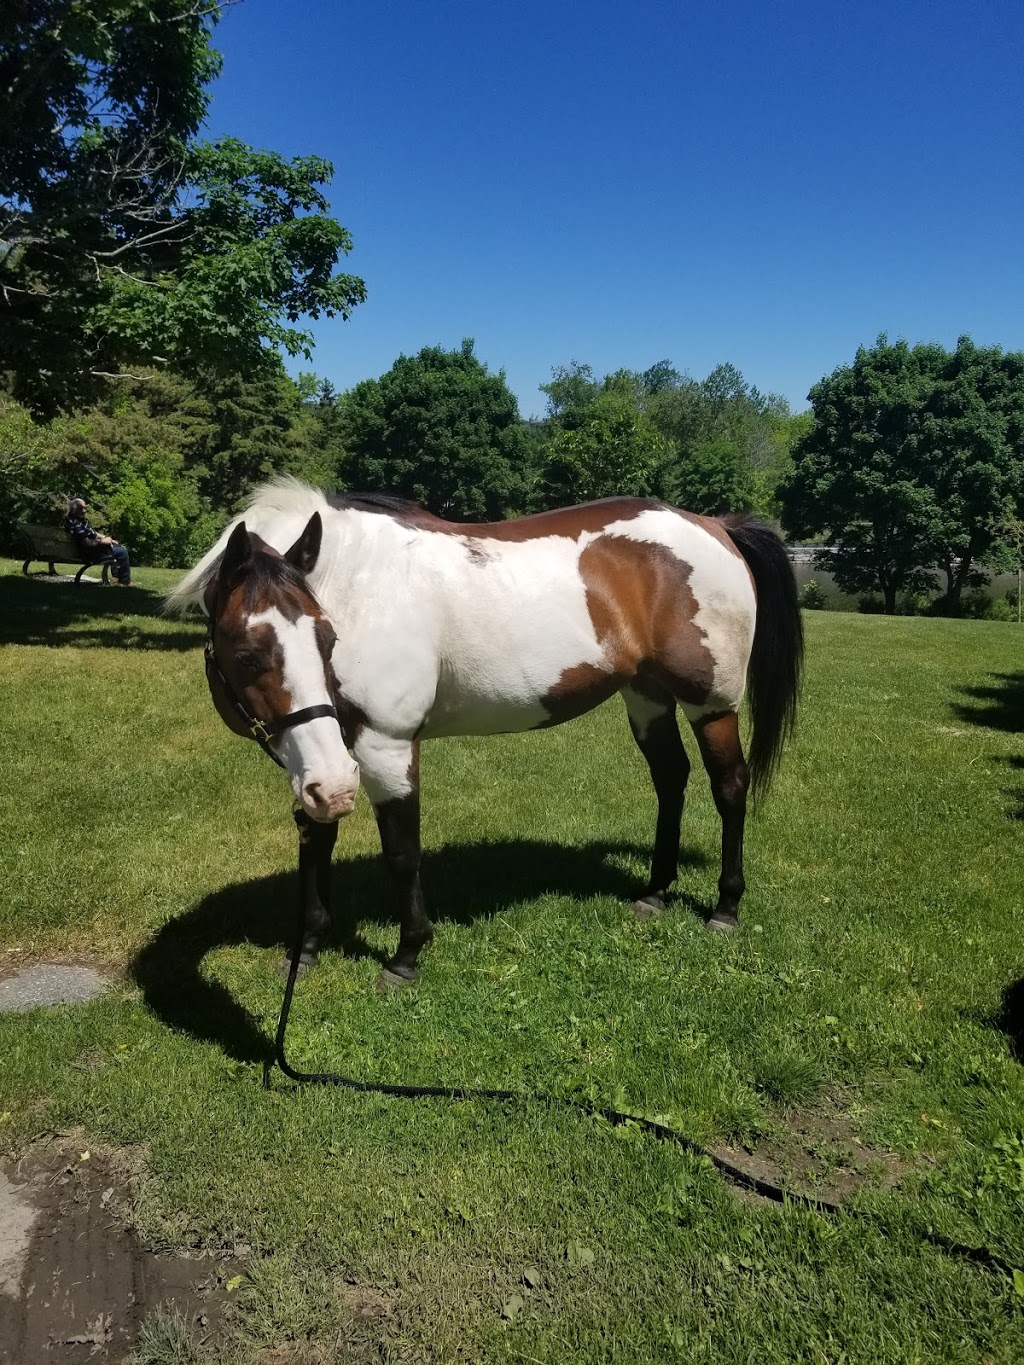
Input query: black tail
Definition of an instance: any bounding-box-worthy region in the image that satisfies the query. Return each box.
[719,515,803,796]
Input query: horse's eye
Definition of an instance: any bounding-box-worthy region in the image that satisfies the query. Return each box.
[235,650,262,674]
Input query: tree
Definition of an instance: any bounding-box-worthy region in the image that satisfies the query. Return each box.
[187,363,314,512]
[644,362,793,516]
[923,339,1024,608]
[0,369,220,564]
[780,336,1024,613]
[339,340,526,519]
[1,1,364,416]
[540,386,665,506]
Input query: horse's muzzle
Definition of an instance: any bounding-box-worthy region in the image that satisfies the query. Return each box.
[301,781,358,822]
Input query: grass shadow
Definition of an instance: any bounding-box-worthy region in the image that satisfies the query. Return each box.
[2,573,203,651]
[130,837,711,1064]
[951,675,1024,815]
[952,672,1024,733]
[989,978,1024,1064]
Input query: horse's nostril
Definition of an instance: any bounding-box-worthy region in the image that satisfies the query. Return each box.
[304,782,323,806]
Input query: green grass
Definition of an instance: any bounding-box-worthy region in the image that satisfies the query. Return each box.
[2,558,1024,1362]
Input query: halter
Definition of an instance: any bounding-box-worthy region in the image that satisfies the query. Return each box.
[204,634,342,770]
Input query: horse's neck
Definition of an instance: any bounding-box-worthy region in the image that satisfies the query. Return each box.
[311,508,423,619]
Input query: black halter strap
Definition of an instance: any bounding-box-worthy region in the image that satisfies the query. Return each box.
[204,636,341,769]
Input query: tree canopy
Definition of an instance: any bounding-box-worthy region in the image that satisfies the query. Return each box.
[780,336,1024,612]
[0,1,365,415]
[339,340,527,519]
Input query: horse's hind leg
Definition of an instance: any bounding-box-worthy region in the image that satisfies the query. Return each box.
[691,710,749,933]
[622,685,691,917]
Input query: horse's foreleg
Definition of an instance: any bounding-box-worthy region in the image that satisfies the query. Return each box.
[290,807,339,970]
[357,735,433,989]
[692,710,749,933]
[622,686,690,917]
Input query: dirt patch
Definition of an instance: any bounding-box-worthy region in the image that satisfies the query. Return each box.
[0,1141,241,1364]
[711,1101,915,1206]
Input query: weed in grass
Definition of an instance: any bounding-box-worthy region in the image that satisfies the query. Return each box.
[750,1042,824,1108]
[125,1305,204,1365]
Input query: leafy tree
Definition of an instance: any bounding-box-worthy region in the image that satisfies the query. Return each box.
[0,370,220,563]
[923,339,1024,608]
[644,363,793,516]
[540,386,665,505]
[187,364,316,511]
[540,361,600,420]
[339,340,526,519]
[781,336,1024,613]
[1,1,364,416]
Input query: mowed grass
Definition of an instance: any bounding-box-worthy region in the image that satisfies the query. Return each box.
[2,558,1024,1363]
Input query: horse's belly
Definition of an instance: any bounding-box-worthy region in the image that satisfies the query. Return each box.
[417,689,551,738]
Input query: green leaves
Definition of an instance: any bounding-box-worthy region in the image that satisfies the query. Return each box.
[781,336,1024,613]
[2,4,364,416]
[339,341,526,519]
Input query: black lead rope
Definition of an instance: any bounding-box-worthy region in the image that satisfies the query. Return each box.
[263,892,1018,1279]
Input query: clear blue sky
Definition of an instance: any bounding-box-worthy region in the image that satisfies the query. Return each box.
[205,0,1023,418]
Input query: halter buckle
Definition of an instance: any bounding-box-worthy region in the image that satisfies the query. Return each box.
[249,718,273,743]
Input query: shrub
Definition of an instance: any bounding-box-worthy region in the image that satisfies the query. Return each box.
[799,578,828,610]
[858,596,886,614]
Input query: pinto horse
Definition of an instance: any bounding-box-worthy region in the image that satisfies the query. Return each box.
[169,480,802,989]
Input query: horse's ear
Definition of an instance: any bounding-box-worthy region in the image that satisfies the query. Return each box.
[284,512,323,575]
[220,520,253,582]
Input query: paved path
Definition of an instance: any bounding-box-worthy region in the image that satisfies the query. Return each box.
[0,965,108,1014]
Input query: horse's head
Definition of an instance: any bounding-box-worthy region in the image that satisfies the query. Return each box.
[205,512,360,822]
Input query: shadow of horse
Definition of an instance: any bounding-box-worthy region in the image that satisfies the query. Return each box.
[130,837,711,1064]
[2,573,203,651]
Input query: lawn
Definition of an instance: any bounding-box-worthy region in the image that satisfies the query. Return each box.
[2,558,1024,1363]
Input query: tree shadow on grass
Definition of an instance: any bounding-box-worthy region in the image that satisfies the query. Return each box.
[2,573,203,651]
[989,978,1024,1065]
[951,675,1024,816]
[130,838,712,1064]
[952,672,1024,734]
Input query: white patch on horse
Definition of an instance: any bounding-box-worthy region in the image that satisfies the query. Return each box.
[247,605,360,820]
[419,531,609,736]
[353,731,416,806]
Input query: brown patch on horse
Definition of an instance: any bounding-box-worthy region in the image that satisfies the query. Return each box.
[535,662,623,727]
[471,498,655,542]
[592,536,714,697]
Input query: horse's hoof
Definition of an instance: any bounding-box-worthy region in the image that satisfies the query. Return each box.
[632,895,666,921]
[376,966,419,993]
[707,913,739,934]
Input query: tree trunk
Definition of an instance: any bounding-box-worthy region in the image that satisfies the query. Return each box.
[945,550,977,613]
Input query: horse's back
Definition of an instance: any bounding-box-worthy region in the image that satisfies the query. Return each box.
[414,500,756,734]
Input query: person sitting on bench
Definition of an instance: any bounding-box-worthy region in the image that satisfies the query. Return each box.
[63,498,133,585]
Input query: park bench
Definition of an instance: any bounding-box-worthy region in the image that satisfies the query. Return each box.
[16,522,116,584]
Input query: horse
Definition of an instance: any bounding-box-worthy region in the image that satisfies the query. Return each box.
[168,479,802,990]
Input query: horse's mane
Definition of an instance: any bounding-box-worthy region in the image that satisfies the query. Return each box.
[163,479,438,615]
[164,476,330,614]
[329,490,427,515]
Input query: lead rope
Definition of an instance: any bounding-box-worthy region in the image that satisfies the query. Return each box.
[263,867,1016,1278]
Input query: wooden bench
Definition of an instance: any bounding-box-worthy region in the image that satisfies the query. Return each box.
[16,522,117,584]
